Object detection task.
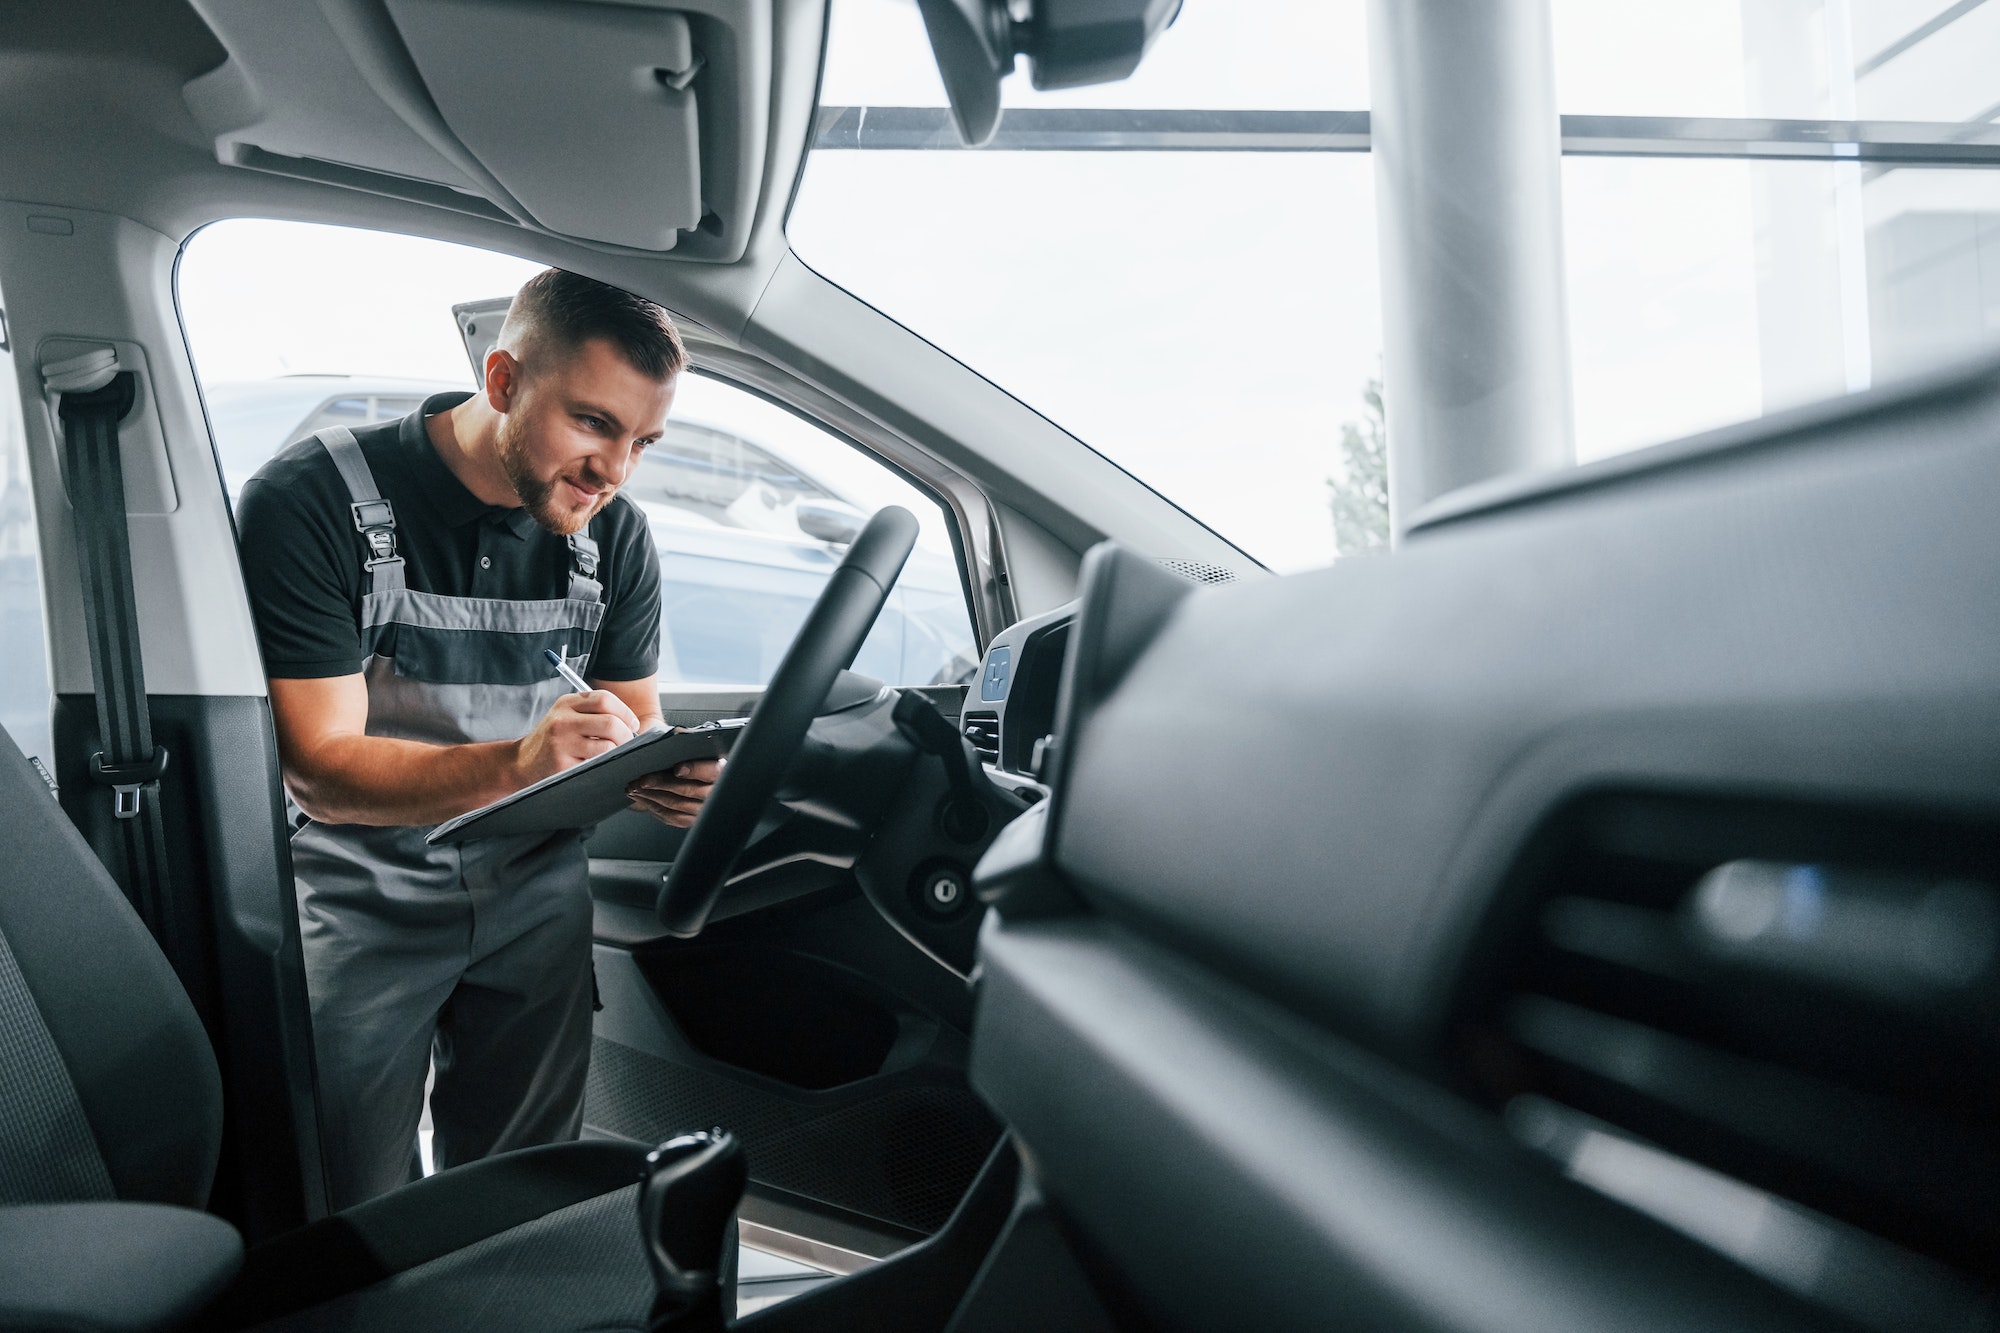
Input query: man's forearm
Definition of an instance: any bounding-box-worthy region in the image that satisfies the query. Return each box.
[285,734,525,827]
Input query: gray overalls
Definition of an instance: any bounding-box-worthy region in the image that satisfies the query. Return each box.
[291,426,608,1211]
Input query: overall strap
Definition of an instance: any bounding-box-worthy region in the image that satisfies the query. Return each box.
[566,528,602,603]
[317,427,406,593]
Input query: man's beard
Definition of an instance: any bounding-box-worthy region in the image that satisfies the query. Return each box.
[497,417,612,535]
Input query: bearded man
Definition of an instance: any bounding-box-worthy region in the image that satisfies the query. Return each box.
[237,268,717,1209]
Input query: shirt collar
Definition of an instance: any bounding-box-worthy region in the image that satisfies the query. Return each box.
[401,391,541,539]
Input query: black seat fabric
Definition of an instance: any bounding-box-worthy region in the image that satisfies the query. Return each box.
[0,724,222,1209]
[246,1183,650,1332]
[205,1139,653,1330]
[0,723,661,1330]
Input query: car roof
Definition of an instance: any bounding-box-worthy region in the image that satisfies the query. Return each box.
[0,2,818,339]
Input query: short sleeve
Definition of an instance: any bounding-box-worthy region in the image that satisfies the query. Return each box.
[236,465,365,678]
[586,502,661,681]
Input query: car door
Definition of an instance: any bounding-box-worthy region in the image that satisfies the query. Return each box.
[546,375,997,1264]
[191,246,1007,1265]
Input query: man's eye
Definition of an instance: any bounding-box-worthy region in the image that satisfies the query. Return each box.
[578,415,606,431]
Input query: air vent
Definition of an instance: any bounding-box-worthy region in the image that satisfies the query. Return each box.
[962,711,1000,765]
[1455,795,2000,1332]
[1155,558,1237,586]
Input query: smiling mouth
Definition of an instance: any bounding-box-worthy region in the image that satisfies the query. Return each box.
[564,479,602,505]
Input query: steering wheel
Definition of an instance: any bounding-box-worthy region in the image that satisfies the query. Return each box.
[655,505,920,936]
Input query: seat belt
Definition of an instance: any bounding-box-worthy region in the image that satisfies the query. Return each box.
[45,348,190,985]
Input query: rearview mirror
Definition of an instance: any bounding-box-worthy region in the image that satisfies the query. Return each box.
[798,499,868,546]
[916,0,1183,146]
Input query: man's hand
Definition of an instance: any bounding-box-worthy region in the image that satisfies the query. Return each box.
[626,757,723,828]
[514,691,643,785]
[269,673,673,827]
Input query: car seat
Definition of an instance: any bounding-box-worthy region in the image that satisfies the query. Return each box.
[0,719,669,1332]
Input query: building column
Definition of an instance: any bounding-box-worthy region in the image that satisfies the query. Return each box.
[1367,0,1575,535]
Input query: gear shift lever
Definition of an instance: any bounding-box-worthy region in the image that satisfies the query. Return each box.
[638,1128,747,1332]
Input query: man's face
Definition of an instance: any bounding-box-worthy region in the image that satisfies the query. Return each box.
[491,335,677,535]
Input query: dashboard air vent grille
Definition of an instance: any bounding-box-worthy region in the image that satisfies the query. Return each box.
[962,711,1000,765]
[1455,794,2000,1332]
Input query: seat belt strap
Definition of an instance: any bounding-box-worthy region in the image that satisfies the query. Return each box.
[317,426,406,593]
[566,528,602,602]
[51,360,187,976]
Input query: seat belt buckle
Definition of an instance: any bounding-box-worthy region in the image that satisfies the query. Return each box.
[351,499,399,566]
[89,747,169,820]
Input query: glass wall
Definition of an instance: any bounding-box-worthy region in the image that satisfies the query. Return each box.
[1556,0,2000,460]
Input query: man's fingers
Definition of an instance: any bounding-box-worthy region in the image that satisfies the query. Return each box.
[547,721,631,770]
[566,710,634,748]
[625,759,722,794]
[627,790,702,828]
[568,689,643,734]
[629,789,703,814]
[672,758,725,782]
[627,773,712,797]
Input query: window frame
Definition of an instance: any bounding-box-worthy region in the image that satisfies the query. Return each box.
[672,321,1011,649]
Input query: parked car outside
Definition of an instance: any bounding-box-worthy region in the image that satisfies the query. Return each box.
[203,375,979,689]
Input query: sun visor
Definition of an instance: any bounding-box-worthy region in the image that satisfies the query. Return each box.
[384,0,704,251]
[184,0,769,260]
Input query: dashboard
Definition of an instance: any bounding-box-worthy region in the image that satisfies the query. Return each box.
[959,600,1077,795]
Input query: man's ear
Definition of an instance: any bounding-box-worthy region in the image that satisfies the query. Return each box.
[485,348,521,412]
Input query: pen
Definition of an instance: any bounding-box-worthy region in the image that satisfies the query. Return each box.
[544,647,592,694]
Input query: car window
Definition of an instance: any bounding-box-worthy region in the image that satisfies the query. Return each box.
[178,219,979,691]
[284,394,434,450]
[625,421,839,528]
[0,317,52,773]
[646,372,977,688]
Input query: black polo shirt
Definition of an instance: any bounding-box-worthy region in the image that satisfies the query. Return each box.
[237,391,660,681]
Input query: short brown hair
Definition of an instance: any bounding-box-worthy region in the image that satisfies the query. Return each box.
[500,268,687,380]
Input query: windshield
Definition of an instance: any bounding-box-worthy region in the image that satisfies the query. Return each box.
[789,0,2000,572]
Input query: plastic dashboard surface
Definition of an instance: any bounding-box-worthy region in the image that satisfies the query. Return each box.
[962,352,2000,1331]
[1044,351,2000,1055]
[961,600,1076,779]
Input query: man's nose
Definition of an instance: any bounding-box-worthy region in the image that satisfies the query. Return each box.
[593,441,639,487]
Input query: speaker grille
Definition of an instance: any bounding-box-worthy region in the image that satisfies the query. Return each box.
[1155,558,1237,586]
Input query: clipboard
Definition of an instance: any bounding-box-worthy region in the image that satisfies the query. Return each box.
[426,718,745,844]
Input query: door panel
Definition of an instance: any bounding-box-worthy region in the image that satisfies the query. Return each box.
[587,901,998,1244]
[580,683,996,1248]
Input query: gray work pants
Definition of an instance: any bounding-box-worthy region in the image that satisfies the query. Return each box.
[293,822,594,1212]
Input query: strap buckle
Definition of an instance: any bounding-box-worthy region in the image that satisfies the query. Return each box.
[352,499,399,566]
[568,534,599,580]
[90,746,169,820]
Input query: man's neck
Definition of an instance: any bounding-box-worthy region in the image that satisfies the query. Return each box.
[426,397,521,508]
